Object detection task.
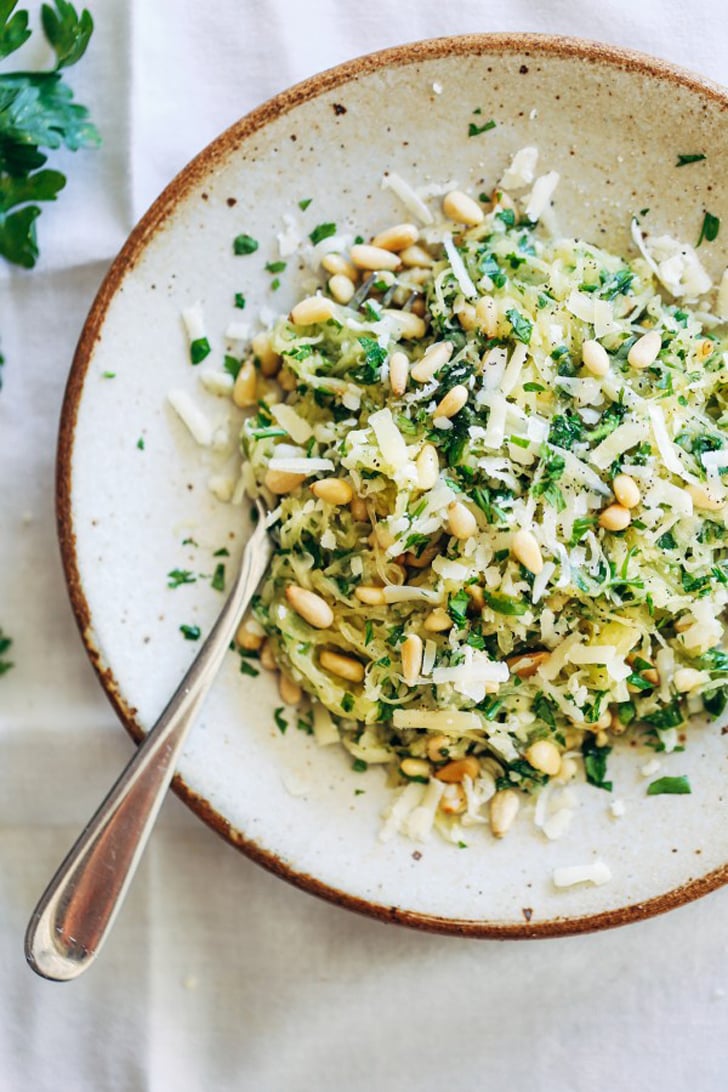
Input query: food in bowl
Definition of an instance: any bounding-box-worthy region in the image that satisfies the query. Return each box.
[175,149,727,846]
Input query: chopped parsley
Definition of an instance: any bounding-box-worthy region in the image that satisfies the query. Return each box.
[582,736,613,791]
[179,624,201,641]
[274,707,288,733]
[468,118,496,137]
[298,197,312,211]
[136,437,145,450]
[211,563,226,592]
[234,292,246,309]
[0,628,13,675]
[233,233,258,255]
[646,775,691,796]
[167,569,196,588]
[676,153,705,167]
[505,308,532,344]
[696,211,720,247]
[309,222,336,246]
[189,337,211,364]
[352,758,368,773]
[265,260,286,274]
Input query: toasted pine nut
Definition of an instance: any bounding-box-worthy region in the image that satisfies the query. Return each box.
[490,789,520,837]
[457,303,477,331]
[404,542,440,569]
[674,614,693,633]
[291,295,337,325]
[319,648,365,682]
[279,673,302,705]
[232,359,257,407]
[259,639,277,671]
[525,739,561,776]
[613,473,641,509]
[382,308,427,340]
[427,734,452,762]
[439,784,467,815]
[372,223,419,251]
[598,504,631,532]
[251,332,281,376]
[627,329,661,369]
[475,296,498,336]
[350,495,368,522]
[595,729,609,748]
[465,584,484,610]
[674,667,704,693]
[436,756,480,783]
[389,351,409,396]
[285,585,334,629]
[236,618,264,651]
[416,443,440,490]
[582,339,610,377]
[400,757,431,779]
[410,340,454,382]
[399,244,434,268]
[328,273,355,304]
[434,384,468,419]
[264,468,306,494]
[354,585,386,606]
[310,477,353,505]
[442,190,484,226]
[401,634,423,686]
[447,501,477,540]
[609,710,628,736]
[696,338,714,362]
[350,244,401,271]
[424,607,453,632]
[277,366,297,391]
[557,756,578,782]
[511,528,544,575]
[687,483,724,510]
[506,650,550,678]
[322,253,358,281]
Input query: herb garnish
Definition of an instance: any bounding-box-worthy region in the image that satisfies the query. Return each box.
[233,233,258,255]
[179,624,201,641]
[167,569,196,588]
[468,118,496,137]
[505,308,533,344]
[274,707,288,733]
[676,153,705,167]
[309,222,336,246]
[0,627,13,675]
[582,736,613,791]
[696,211,720,247]
[646,775,691,796]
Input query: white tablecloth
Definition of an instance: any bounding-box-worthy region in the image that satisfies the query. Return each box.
[2,2,727,1088]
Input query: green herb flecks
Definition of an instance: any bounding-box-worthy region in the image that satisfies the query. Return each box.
[211,563,226,592]
[0,0,99,268]
[274,707,288,734]
[298,197,312,211]
[468,117,496,137]
[233,233,258,255]
[0,627,13,675]
[179,624,201,641]
[483,591,528,616]
[309,222,336,246]
[697,211,720,247]
[352,758,368,773]
[676,153,705,167]
[167,569,196,588]
[582,735,613,791]
[647,775,691,796]
[234,292,246,309]
[189,336,211,364]
[505,308,532,345]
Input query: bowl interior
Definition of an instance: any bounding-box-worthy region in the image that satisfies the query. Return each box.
[60,35,728,935]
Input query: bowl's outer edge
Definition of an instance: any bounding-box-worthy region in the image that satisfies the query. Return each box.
[56,32,728,939]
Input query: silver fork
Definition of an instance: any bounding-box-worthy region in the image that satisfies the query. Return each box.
[25,501,272,981]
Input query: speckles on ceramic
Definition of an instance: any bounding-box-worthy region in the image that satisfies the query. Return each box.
[58,35,728,938]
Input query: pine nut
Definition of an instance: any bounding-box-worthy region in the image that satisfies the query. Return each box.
[350,244,401,271]
[475,296,498,336]
[389,351,409,396]
[277,367,297,391]
[582,339,610,377]
[434,384,468,419]
[259,639,277,671]
[609,710,628,736]
[674,614,693,632]
[410,340,454,382]
[439,784,467,814]
[350,495,368,522]
[457,303,477,331]
[627,329,661,369]
[319,648,365,682]
[372,223,419,251]
[612,473,640,509]
[557,756,578,782]
[442,190,484,226]
[232,359,257,407]
[490,789,520,838]
[687,483,724,510]
[354,585,386,605]
[673,667,704,693]
[328,273,356,304]
[399,244,434,268]
[447,501,477,540]
[291,295,337,325]
[322,253,358,280]
[427,734,452,762]
[285,585,334,629]
[696,338,714,362]
[400,757,431,779]
[310,477,353,505]
[404,541,440,569]
[598,504,631,531]
[236,618,264,651]
[435,756,480,783]
[401,634,423,686]
[465,584,484,610]
[525,739,561,776]
[511,528,544,575]
[279,673,302,705]
[264,468,306,494]
[423,607,453,632]
[382,309,427,340]
[416,443,440,490]
[506,650,550,678]
[251,332,281,376]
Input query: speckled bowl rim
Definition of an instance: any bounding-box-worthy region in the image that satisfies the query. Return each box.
[57,32,728,939]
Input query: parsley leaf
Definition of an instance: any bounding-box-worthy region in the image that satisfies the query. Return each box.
[274,707,288,734]
[309,221,336,245]
[697,211,720,247]
[167,569,196,588]
[646,775,691,796]
[505,308,532,344]
[233,233,258,255]
[582,735,613,791]
[676,153,705,167]
[0,626,13,675]
[468,118,496,137]
[179,624,201,641]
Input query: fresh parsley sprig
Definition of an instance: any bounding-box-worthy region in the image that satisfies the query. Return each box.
[0,0,99,268]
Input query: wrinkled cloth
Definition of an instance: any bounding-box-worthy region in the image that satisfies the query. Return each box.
[1,2,727,1089]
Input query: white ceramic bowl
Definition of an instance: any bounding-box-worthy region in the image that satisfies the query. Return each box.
[59,34,728,936]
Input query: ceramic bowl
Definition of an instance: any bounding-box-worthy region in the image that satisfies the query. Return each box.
[58,34,728,937]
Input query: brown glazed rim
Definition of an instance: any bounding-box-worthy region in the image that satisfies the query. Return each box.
[57,33,728,939]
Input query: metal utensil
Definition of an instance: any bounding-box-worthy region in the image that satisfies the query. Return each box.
[25,503,272,981]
